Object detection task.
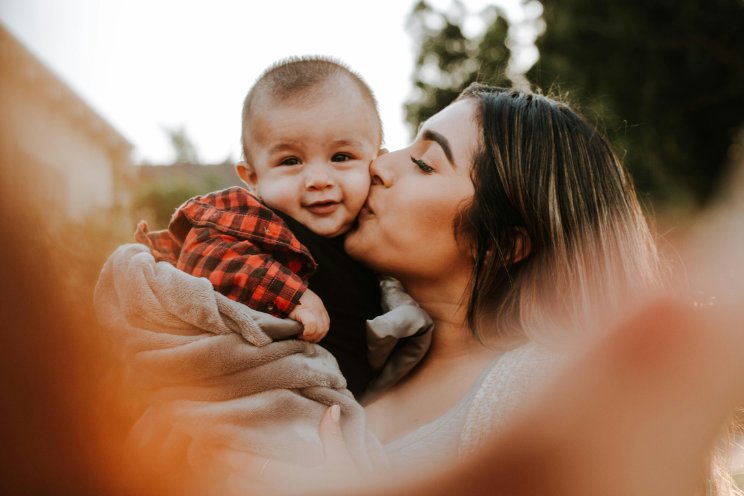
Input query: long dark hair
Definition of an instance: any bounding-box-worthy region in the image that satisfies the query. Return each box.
[456,83,662,340]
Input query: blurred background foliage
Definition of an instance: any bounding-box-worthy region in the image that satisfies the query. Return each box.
[405,0,744,211]
[404,1,512,129]
[132,127,237,227]
[132,167,233,228]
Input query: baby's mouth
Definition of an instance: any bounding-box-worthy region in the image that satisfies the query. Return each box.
[305,200,340,215]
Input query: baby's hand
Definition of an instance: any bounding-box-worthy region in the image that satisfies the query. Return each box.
[289,289,330,343]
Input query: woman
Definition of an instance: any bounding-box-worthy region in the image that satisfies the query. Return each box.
[237,83,741,495]
[345,83,663,465]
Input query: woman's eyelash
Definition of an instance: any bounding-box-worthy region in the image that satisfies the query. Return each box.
[411,156,434,173]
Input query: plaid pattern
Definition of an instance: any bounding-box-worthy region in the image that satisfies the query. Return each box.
[134,187,317,318]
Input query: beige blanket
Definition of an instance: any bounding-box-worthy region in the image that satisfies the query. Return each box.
[94,243,387,472]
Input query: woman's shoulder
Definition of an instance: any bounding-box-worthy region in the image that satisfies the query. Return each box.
[459,342,560,455]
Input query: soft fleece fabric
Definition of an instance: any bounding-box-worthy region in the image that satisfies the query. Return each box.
[94,243,432,474]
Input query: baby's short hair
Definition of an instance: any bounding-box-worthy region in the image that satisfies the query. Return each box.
[241,56,382,160]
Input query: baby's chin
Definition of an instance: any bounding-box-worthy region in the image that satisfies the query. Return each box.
[305,218,354,239]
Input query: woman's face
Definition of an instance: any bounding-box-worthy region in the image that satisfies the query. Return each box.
[344,99,479,283]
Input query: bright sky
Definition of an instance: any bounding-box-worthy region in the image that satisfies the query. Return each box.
[0,0,537,164]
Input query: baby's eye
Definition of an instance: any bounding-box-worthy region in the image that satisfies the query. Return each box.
[411,156,434,174]
[331,153,352,162]
[279,157,301,166]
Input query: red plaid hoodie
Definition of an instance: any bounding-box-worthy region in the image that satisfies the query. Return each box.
[134,187,317,318]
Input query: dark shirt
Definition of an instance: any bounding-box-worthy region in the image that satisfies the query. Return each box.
[275,210,382,397]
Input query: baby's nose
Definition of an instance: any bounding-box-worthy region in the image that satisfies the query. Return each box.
[304,164,334,189]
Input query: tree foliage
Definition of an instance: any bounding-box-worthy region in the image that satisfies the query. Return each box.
[528,0,744,206]
[133,127,236,227]
[162,125,200,165]
[405,0,744,207]
[405,0,511,137]
[132,178,204,228]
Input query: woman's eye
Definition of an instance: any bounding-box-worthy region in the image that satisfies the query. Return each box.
[279,157,300,166]
[411,156,434,174]
[331,153,352,162]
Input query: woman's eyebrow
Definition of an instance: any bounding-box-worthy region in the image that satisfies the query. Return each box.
[422,129,454,166]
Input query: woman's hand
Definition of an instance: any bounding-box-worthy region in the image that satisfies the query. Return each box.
[223,405,360,494]
[318,405,355,470]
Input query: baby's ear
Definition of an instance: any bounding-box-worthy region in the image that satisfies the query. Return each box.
[235,162,258,193]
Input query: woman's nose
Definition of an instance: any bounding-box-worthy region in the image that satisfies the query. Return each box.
[304,163,334,190]
[369,151,394,187]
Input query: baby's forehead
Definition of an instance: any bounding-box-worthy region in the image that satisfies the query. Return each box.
[261,77,374,111]
[247,89,382,144]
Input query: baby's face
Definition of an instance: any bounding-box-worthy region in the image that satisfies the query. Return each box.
[241,83,381,238]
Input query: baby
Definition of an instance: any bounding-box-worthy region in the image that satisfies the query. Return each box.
[136,57,384,396]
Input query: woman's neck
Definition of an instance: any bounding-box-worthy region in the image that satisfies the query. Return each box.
[403,277,488,363]
[364,276,502,442]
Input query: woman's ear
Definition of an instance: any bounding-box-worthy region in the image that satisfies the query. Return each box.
[235,162,258,194]
[513,227,532,263]
[477,229,531,265]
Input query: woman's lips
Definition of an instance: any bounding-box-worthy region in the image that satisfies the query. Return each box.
[359,201,375,218]
[305,200,340,215]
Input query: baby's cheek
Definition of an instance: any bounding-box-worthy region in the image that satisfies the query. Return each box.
[343,169,372,213]
[256,178,298,213]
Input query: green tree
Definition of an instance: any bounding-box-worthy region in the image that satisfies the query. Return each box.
[405,0,744,207]
[162,125,200,164]
[132,178,203,228]
[528,0,744,206]
[405,0,511,137]
[133,126,213,227]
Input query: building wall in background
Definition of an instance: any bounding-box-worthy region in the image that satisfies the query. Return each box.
[0,24,133,221]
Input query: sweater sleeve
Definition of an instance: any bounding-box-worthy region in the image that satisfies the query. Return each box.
[133,220,181,265]
[176,225,308,318]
